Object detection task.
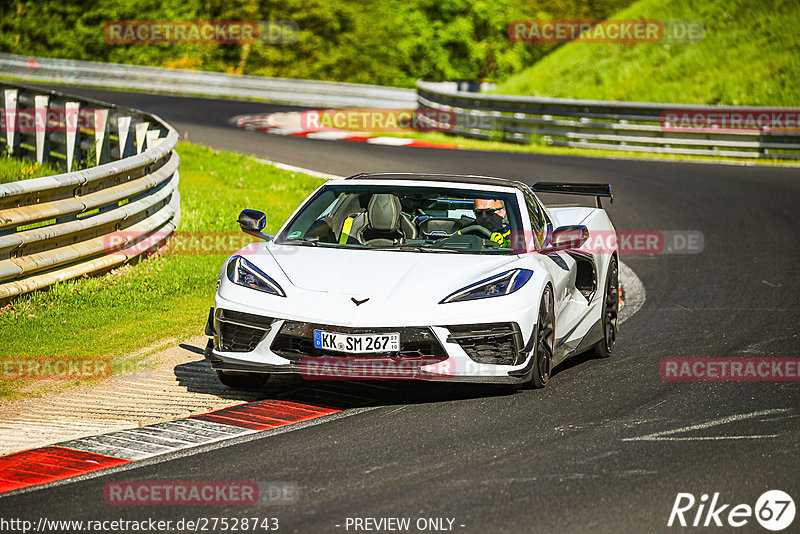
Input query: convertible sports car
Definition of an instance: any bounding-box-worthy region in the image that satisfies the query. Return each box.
[204,173,618,388]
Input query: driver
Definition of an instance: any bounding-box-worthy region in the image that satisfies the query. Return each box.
[473,198,511,247]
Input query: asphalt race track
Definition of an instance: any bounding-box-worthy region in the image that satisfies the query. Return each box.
[3,87,799,533]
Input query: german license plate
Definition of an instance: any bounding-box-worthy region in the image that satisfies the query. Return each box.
[313,330,400,353]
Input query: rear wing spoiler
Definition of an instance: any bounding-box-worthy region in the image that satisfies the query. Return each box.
[530,182,613,209]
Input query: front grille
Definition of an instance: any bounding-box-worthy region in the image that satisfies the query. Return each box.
[447,322,523,366]
[216,309,274,353]
[271,321,446,361]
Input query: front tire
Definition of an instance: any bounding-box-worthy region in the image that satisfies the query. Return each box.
[594,257,618,358]
[529,285,555,389]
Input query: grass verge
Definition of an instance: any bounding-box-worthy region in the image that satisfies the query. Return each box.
[0,142,324,401]
[0,157,59,184]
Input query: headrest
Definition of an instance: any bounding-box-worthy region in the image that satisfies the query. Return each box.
[367,194,401,232]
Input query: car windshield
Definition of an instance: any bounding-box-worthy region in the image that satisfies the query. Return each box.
[275,184,524,254]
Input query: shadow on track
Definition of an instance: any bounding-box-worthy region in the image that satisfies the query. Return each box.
[175,337,608,412]
[172,351,519,412]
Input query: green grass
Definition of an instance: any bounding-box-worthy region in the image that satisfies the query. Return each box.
[0,142,324,400]
[0,157,60,184]
[497,0,800,106]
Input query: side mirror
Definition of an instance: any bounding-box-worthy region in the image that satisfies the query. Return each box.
[237,209,273,241]
[541,225,589,253]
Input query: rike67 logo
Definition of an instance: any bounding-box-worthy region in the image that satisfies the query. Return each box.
[668,490,795,531]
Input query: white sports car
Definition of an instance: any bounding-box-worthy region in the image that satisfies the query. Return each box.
[204,173,618,389]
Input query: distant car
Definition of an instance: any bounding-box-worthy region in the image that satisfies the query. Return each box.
[204,173,618,389]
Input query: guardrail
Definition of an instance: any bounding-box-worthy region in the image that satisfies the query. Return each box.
[417,81,800,159]
[4,53,797,159]
[0,53,416,109]
[0,81,180,301]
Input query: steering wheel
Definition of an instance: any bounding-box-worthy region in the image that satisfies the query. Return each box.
[459,225,493,239]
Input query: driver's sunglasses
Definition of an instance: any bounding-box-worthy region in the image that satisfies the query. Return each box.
[475,208,501,216]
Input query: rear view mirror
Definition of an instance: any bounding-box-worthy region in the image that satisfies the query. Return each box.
[541,225,589,252]
[238,209,273,241]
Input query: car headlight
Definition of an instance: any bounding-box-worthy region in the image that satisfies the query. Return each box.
[440,269,533,304]
[226,255,286,297]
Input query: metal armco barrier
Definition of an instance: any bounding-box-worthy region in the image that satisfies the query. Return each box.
[0,81,180,301]
[0,53,416,109]
[3,53,797,158]
[417,81,800,159]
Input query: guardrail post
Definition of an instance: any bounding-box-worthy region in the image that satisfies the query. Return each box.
[64,101,81,172]
[2,89,19,156]
[34,94,50,164]
[145,129,161,150]
[116,115,134,158]
[135,121,149,154]
[93,108,110,165]
[0,80,181,302]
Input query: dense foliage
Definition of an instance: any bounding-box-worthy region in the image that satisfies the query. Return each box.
[0,0,631,87]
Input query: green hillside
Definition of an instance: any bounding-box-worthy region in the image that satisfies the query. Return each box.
[497,0,799,105]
